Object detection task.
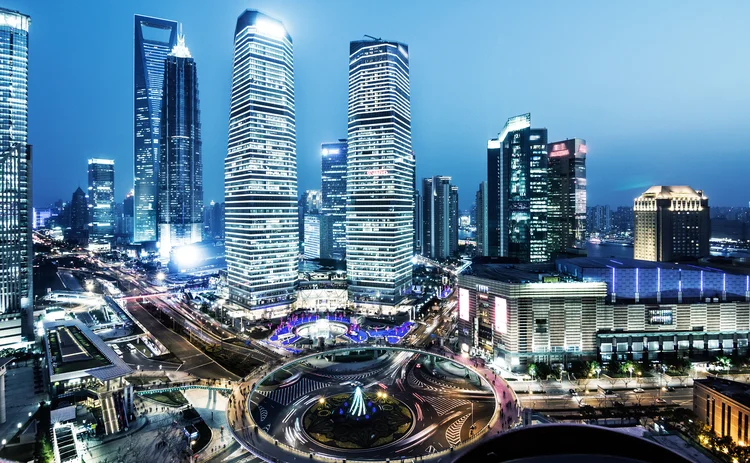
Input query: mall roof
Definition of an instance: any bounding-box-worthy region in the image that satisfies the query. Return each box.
[44,319,132,382]
[557,257,750,275]
[695,378,750,409]
[462,262,556,283]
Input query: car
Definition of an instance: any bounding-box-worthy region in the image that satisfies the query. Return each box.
[655,398,667,404]
[666,386,676,392]
[614,401,625,407]
[569,389,578,396]
[633,388,645,393]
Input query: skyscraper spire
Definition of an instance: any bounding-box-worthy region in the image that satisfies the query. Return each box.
[170,23,191,58]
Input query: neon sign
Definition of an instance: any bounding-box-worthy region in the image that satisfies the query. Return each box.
[366,169,388,176]
[495,297,507,333]
[459,288,470,322]
[578,144,588,154]
[549,149,570,157]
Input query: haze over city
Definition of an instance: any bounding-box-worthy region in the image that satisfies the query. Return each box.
[11,0,750,209]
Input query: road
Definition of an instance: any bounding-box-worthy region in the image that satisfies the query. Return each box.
[125,300,240,380]
[229,348,512,462]
[518,386,693,410]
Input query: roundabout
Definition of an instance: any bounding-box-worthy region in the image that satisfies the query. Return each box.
[228,347,518,462]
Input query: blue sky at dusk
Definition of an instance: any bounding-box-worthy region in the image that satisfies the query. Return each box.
[11,0,750,210]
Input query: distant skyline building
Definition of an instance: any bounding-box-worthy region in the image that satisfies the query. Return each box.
[134,15,178,243]
[298,190,321,250]
[67,187,88,245]
[157,30,203,258]
[634,186,710,262]
[0,7,32,338]
[346,38,414,307]
[421,176,458,260]
[449,185,459,256]
[588,205,611,234]
[547,138,587,257]
[303,214,320,260]
[487,113,548,263]
[414,189,422,256]
[320,140,347,261]
[225,10,298,311]
[87,159,115,244]
[123,190,134,243]
[203,200,224,240]
[475,181,488,256]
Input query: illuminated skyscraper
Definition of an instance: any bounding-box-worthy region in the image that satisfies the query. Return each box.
[225,10,297,311]
[320,140,347,261]
[475,181,488,256]
[68,187,88,246]
[134,15,177,243]
[347,39,413,306]
[421,176,458,260]
[157,30,202,257]
[87,159,115,244]
[487,113,548,263]
[634,186,710,262]
[547,138,587,257]
[0,8,32,338]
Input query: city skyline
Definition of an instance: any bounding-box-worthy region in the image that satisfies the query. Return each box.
[12,0,750,211]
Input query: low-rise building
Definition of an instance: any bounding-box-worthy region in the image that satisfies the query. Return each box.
[694,378,750,445]
[43,320,133,435]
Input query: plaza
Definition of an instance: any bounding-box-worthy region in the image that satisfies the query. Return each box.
[228,347,519,462]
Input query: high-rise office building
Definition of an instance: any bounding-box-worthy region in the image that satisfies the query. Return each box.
[634,186,710,262]
[449,185,459,256]
[303,214,320,260]
[487,113,548,263]
[157,30,202,258]
[0,8,32,338]
[298,190,321,250]
[421,176,458,260]
[87,159,115,244]
[203,200,225,240]
[68,187,88,245]
[475,181,488,256]
[320,140,347,261]
[225,10,297,311]
[547,138,587,257]
[414,190,423,256]
[347,39,414,306]
[123,190,134,243]
[588,205,611,234]
[134,15,178,244]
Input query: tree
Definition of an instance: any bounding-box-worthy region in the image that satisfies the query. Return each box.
[528,364,537,380]
[608,359,622,377]
[38,435,54,463]
[535,362,552,380]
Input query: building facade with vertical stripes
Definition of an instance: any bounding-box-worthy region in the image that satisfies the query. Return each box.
[224,10,298,313]
[0,8,32,340]
[346,39,414,307]
[134,15,177,243]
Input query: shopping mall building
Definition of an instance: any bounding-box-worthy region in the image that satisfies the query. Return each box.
[458,257,750,372]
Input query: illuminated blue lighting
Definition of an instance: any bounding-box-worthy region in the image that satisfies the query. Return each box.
[349,387,367,417]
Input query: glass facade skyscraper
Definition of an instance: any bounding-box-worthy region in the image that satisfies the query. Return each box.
[87,159,115,244]
[475,181,488,256]
[320,140,347,261]
[421,176,458,260]
[347,39,414,306]
[134,15,177,243]
[547,138,587,257]
[0,8,32,338]
[157,31,202,257]
[487,113,548,263]
[225,10,297,311]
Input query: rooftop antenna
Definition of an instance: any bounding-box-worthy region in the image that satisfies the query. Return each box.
[364,34,382,41]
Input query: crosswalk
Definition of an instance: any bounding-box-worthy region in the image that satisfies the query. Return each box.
[446,413,470,447]
[423,396,469,416]
[257,378,329,405]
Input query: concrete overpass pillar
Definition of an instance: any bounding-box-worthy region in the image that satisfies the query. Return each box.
[0,366,7,424]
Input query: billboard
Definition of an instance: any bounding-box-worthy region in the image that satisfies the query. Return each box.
[495,296,507,333]
[459,288,470,322]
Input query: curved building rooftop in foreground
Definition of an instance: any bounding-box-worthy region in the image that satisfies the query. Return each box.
[454,424,694,463]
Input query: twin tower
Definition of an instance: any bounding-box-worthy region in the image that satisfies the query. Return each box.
[223,11,414,313]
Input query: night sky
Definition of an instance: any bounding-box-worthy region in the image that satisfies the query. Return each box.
[11,0,750,210]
